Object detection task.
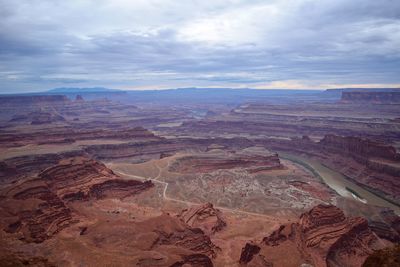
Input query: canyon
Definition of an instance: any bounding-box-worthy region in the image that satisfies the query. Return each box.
[0,89,399,266]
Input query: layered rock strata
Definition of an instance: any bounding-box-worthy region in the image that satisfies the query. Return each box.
[240,204,385,267]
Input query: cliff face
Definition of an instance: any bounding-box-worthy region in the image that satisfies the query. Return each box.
[0,156,153,243]
[320,134,399,162]
[169,147,282,174]
[341,91,400,103]
[240,204,385,267]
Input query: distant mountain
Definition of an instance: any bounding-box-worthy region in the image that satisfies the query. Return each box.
[47,87,124,93]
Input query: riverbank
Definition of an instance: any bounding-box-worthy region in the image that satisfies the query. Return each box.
[279,152,400,215]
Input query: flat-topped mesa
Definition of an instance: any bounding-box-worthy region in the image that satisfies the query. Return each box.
[0,95,70,107]
[177,203,226,235]
[341,91,400,103]
[170,147,282,174]
[240,204,385,267]
[320,134,400,162]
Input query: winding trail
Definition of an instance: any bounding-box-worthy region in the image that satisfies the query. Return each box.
[113,169,279,221]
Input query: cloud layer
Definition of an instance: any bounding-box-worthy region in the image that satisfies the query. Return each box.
[1,0,399,92]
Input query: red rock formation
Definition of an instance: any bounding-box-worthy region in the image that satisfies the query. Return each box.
[239,243,261,264]
[362,245,400,267]
[141,213,219,258]
[178,203,226,235]
[320,134,400,162]
[0,125,159,147]
[370,208,400,242]
[170,254,214,267]
[0,156,153,243]
[4,179,74,243]
[170,148,282,174]
[241,204,386,267]
[39,157,153,201]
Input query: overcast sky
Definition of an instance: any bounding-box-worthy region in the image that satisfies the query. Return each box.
[0,0,399,92]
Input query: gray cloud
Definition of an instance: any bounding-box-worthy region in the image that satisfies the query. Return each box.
[0,0,399,92]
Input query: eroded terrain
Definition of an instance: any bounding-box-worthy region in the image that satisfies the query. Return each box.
[0,90,399,266]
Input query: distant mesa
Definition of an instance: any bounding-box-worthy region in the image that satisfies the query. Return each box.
[340,90,400,103]
[0,95,69,106]
[47,87,124,93]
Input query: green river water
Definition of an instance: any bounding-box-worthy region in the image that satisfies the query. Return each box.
[279,152,400,215]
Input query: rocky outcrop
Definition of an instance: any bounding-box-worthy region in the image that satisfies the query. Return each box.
[239,243,261,264]
[170,254,214,267]
[362,245,400,267]
[369,208,400,242]
[178,203,226,235]
[0,254,55,267]
[241,204,385,267]
[341,91,400,103]
[39,157,153,201]
[0,156,153,243]
[142,213,219,258]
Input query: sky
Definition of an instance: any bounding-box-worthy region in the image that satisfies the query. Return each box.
[0,0,399,93]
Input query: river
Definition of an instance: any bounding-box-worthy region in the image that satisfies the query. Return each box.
[279,152,400,215]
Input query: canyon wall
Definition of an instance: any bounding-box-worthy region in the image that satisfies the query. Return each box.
[341,91,400,103]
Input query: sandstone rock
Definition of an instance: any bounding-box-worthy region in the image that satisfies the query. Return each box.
[362,244,400,267]
[241,204,385,267]
[1,156,153,243]
[170,147,282,174]
[239,243,261,264]
[178,203,226,235]
[170,253,214,267]
[320,134,399,162]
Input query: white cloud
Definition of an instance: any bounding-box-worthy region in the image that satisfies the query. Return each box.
[0,0,399,92]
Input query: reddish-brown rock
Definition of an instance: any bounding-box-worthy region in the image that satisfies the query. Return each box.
[170,147,282,174]
[241,204,385,267]
[178,203,226,235]
[320,134,400,162]
[170,254,214,267]
[239,243,261,264]
[0,156,153,243]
